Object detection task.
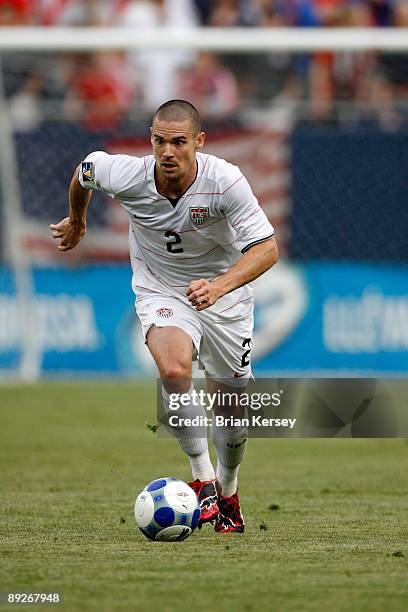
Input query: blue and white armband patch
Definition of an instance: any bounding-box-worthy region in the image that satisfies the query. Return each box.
[81,161,95,183]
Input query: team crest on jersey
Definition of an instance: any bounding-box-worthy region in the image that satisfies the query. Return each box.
[190,207,209,226]
[81,161,95,182]
[156,307,173,318]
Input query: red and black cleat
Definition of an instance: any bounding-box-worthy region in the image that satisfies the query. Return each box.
[214,491,245,533]
[188,479,220,526]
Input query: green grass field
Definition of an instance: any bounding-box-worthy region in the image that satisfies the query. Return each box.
[1,382,407,612]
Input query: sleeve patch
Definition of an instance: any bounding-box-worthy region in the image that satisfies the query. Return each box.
[81,161,95,182]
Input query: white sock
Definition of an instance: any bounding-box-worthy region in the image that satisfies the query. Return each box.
[162,383,215,482]
[216,463,240,498]
[211,423,248,497]
[188,449,215,482]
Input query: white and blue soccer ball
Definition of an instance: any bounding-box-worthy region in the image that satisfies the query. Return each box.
[134,477,200,542]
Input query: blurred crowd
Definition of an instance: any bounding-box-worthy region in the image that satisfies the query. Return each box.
[0,0,403,27]
[1,0,408,130]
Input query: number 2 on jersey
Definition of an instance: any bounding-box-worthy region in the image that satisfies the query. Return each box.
[240,338,252,367]
[165,231,184,254]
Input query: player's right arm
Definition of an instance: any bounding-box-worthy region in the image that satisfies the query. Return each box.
[51,151,145,251]
[50,151,115,252]
[50,166,91,251]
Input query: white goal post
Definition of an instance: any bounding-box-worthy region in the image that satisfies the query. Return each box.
[1,27,408,52]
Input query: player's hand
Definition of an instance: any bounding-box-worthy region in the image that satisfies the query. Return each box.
[50,217,86,252]
[186,279,222,311]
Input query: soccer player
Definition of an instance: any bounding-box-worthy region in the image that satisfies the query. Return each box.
[50,100,278,533]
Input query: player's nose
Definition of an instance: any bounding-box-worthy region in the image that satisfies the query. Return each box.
[162,144,174,158]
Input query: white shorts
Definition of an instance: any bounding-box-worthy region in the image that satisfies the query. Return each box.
[135,292,254,385]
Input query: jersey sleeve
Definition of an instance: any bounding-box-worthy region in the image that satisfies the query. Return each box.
[78,151,145,197]
[78,151,114,195]
[221,169,275,254]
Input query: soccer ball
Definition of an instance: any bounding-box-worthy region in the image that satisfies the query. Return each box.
[134,477,200,542]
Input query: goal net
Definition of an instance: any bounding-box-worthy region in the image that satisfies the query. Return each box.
[0,27,407,379]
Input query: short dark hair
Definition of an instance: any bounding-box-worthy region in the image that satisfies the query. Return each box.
[152,100,201,135]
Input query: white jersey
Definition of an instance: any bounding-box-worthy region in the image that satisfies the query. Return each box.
[78,151,274,318]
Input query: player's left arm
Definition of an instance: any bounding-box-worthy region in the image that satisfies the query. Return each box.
[187,169,277,310]
[187,237,278,310]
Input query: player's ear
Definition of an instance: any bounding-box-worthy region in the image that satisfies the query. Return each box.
[196,131,205,150]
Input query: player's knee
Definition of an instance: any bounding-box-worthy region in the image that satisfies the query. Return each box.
[160,363,191,392]
[161,364,190,380]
